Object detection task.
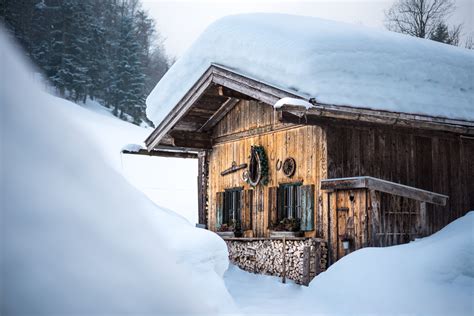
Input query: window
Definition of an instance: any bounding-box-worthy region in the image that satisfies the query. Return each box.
[216,188,253,232]
[278,183,302,221]
[269,183,315,232]
[223,188,242,227]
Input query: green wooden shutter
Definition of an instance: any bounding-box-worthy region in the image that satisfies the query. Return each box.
[216,192,224,229]
[299,184,315,231]
[277,186,284,221]
[268,187,278,228]
[241,189,253,230]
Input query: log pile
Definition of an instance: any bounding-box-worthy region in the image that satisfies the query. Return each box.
[225,238,327,285]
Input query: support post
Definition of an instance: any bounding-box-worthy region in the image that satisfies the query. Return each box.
[302,246,311,286]
[197,151,209,227]
[282,237,286,284]
[419,201,427,236]
[369,189,380,247]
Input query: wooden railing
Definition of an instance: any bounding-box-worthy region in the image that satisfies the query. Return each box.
[321,176,449,258]
[321,176,448,206]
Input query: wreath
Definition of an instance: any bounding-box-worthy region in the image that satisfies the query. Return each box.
[247,145,269,186]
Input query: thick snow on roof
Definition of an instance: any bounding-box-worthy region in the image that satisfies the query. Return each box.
[147,13,474,126]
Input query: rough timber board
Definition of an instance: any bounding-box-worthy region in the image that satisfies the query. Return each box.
[207,114,323,237]
[320,176,448,206]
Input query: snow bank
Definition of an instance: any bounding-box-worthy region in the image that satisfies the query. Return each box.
[224,213,473,315]
[147,13,474,126]
[304,211,474,315]
[0,29,233,314]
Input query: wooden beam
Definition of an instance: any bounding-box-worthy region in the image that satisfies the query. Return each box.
[218,86,255,100]
[199,97,239,132]
[146,63,474,152]
[145,64,301,150]
[122,149,198,159]
[155,144,206,152]
[279,104,474,136]
[145,67,215,149]
[198,151,209,226]
[321,176,448,206]
[169,130,212,149]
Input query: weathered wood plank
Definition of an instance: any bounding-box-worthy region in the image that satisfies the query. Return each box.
[321,176,448,206]
[278,104,474,136]
[199,97,240,132]
[122,148,198,159]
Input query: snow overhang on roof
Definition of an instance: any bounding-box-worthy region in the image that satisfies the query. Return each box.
[145,13,474,151]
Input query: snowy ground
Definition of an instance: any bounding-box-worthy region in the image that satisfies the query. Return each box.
[226,211,474,315]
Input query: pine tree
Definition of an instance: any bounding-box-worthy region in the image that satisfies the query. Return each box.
[1,0,170,125]
[430,22,461,46]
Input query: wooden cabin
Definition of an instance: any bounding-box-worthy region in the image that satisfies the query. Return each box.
[143,14,474,283]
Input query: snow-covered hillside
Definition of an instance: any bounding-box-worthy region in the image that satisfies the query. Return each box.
[49,92,199,224]
[1,29,233,314]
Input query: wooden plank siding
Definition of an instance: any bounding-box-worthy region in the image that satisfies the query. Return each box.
[203,97,472,266]
[326,125,474,236]
[207,100,325,238]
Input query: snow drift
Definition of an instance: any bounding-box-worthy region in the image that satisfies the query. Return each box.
[147,13,474,127]
[304,211,474,315]
[224,212,473,315]
[0,29,233,314]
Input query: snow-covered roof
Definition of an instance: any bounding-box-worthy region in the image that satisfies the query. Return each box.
[146,13,474,127]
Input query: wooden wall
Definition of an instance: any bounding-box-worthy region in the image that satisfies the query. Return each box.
[207,100,326,237]
[326,125,474,235]
[205,98,473,255]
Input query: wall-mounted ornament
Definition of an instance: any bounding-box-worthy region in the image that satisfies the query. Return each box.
[247,145,269,186]
[242,170,249,182]
[221,161,248,176]
[276,159,282,171]
[282,157,296,178]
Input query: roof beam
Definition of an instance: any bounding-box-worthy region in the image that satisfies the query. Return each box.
[218,86,255,100]
[198,97,239,132]
[122,148,198,159]
[169,130,212,150]
[278,104,474,136]
[145,67,215,150]
[145,65,300,151]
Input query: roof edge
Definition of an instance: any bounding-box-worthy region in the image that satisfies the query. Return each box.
[145,66,474,150]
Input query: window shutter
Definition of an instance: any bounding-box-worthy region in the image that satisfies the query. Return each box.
[241,189,253,230]
[277,186,285,221]
[216,192,224,229]
[268,187,278,228]
[299,184,315,231]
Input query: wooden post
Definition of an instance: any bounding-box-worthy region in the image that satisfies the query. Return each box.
[197,151,209,226]
[302,246,311,286]
[419,201,427,236]
[282,237,286,284]
[369,189,380,247]
[314,240,321,276]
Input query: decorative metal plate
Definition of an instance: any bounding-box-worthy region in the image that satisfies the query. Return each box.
[282,157,296,177]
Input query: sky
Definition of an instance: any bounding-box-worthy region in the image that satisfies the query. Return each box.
[142,0,473,58]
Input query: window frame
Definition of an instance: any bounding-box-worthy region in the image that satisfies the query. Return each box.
[223,187,243,227]
[278,182,303,221]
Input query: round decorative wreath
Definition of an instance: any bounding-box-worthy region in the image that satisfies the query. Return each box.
[247,145,269,186]
[282,157,296,177]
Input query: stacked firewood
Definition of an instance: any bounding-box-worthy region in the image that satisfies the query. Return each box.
[225,238,327,284]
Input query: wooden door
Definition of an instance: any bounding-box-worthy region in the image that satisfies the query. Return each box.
[328,189,368,264]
